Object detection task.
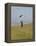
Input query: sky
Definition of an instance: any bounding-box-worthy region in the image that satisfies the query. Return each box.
[11,6,33,26]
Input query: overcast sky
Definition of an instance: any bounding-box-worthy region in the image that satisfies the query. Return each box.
[11,6,33,25]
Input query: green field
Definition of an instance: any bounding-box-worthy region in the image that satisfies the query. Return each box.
[11,24,32,40]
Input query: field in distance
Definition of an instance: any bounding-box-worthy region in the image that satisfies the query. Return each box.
[11,23,32,40]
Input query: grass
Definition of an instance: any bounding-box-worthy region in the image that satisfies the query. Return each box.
[11,23,32,40]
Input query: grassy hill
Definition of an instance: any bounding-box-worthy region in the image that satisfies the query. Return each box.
[11,23,32,40]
